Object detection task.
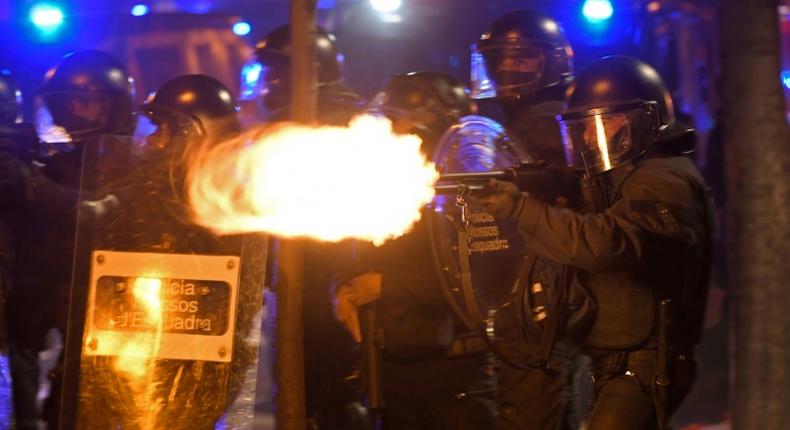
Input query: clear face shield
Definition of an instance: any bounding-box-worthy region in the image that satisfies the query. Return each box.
[238,55,289,122]
[557,101,660,175]
[37,92,114,138]
[470,41,548,99]
[133,109,206,156]
[35,97,75,157]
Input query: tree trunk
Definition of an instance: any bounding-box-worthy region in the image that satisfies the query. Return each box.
[276,1,317,429]
[720,0,790,428]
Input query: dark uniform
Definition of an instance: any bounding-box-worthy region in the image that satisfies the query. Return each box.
[0,69,24,429]
[249,25,366,430]
[473,56,712,430]
[361,72,497,430]
[472,10,581,430]
[362,217,496,430]
[65,74,266,429]
[13,50,138,428]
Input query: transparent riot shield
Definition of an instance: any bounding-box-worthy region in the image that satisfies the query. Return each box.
[0,269,12,428]
[429,115,538,368]
[57,134,267,429]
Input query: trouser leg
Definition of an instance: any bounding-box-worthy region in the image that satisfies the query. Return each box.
[496,364,566,430]
[9,345,40,430]
[586,372,657,430]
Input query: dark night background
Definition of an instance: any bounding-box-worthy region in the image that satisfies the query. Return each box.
[0,0,788,429]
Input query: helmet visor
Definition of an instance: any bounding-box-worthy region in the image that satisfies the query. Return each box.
[133,109,205,153]
[133,112,170,150]
[39,92,114,137]
[470,44,496,99]
[558,111,635,174]
[477,42,547,98]
[35,100,74,157]
[367,94,444,141]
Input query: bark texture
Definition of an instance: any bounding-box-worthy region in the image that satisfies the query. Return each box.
[719,1,790,428]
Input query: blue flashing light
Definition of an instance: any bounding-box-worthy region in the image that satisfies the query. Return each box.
[233,21,252,36]
[30,3,65,31]
[239,61,264,100]
[782,70,790,90]
[131,4,149,17]
[317,0,337,9]
[583,0,614,23]
[244,63,262,85]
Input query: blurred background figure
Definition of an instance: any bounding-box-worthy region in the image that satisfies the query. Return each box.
[241,23,369,430]
[369,70,475,155]
[240,24,363,125]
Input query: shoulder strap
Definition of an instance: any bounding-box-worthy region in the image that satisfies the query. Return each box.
[537,265,571,367]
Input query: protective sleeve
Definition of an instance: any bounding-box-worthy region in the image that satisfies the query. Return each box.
[375,222,455,357]
[513,159,703,272]
[377,268,454,358]
[27,168,81,217]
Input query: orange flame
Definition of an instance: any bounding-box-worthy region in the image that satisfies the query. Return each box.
[186,115,437,245]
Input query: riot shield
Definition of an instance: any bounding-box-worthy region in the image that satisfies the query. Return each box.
[57,134,267,429]
[429,115,537,368]
[0,268,12,428]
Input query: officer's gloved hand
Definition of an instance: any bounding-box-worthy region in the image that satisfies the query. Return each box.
[466,179,524,218]
[333,271,382,343]
[80,194,121,222]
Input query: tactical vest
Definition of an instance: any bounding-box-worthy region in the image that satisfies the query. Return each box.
[580,158,713,351]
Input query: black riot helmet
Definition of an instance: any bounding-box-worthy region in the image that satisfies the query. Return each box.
[137,74,241,152]
[0,70,22,125]
[472,10,573,100]
[37,50,136,142]
[240,24,344,113]
[557,56,693,175]
[370,71,474,154]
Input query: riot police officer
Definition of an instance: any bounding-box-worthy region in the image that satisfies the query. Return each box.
[241,25,366,430]
[12,50,137,428]
[369,71,475,155]
[336,71,497,430]
[241,24,364,125]
[474,9,574,166]
[61,73,267,429]
[137,74,241,149]
[470,56,712,430]
[472,10,582,430]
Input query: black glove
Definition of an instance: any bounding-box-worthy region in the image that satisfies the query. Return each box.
[80,194,121,222]
[465,179,524,218]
